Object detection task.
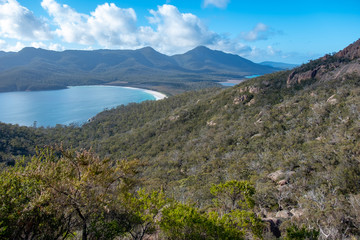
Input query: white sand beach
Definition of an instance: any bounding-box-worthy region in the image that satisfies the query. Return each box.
[144,90,167,100]
[121,86,167,100]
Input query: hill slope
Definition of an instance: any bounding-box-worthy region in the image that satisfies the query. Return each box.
[0,46,277,94]
[1,39,360,238]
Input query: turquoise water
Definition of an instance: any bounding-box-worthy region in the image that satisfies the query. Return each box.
[219,74,262,87]
[219,82,236,87]
[0,86,156,127]
[245,74,261,79]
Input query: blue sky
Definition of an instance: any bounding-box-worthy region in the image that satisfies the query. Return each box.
[0,0,359,63]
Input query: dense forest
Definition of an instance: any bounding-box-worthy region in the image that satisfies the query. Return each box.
[1,39,360,239]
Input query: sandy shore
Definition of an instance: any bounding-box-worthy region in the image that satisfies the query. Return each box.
[144,90,167,100]
[120,86,167,100]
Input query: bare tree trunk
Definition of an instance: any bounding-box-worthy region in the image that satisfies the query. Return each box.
[75,207,87,240]
[82,221,87,240]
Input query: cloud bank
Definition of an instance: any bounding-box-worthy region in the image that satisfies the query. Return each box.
[241,23,280,42]
[0,0,289,62]
[0,0,51,40]
[41,0,138,47]
[39,1,223,54]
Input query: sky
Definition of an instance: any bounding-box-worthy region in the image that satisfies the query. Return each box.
[0,0,359,63]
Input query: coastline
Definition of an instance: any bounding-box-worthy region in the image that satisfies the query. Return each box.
[143,90,167,100]
[119,86,167,100]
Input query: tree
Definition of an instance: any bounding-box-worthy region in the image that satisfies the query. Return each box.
[1,146,139,240]
[160,202,245,240]
[210,180,255,213]
[0,158,68,239]
[125,189,170,240]
[210,180,263,239]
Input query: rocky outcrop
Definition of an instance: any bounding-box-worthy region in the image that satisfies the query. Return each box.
[287,65,328,86]
[327,94,338,105]
[320,62,360,81]
[207,120,217,126]
[169,115,179,121]
[268,170,295,182]
[246,98,256,106]
[275,210,292,219]
[239,86,260,94]
[268,170,284,182]
[290,208,304,219]
[277,179,288,186]
[335,39,360,60]
[287,39,360,87]
[233,95,248,105]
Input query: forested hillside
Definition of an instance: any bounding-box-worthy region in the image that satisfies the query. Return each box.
[1,39,360,239]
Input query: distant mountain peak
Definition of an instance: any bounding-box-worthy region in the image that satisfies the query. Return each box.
[192,45,211,51]
[19,47,48,52]
[172,45,276,74]
[181,46,214,56]
[138,46,157,52]
[18,47,39,53]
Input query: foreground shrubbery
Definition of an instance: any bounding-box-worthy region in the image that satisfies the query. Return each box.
[0,147,266,240]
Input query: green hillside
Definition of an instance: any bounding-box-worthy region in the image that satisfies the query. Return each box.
[1,39,360,239]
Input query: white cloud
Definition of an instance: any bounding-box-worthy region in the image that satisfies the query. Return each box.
[241,23,270,42]
[40,1,221,54]
[41,0,138,47]
[0,38,5,48]
[30,41,64,51]
[41,0,95,44]
[48,43,64,51]
[0,39,65,52]
[88,3,138,47]
[31,41,47,49]
[146,4,218,53]
[0,41,25,51]
[241,23,281,42]
[203,0,230,9]
[0,0,51,40]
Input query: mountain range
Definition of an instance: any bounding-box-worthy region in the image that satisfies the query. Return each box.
[0,46,277,95]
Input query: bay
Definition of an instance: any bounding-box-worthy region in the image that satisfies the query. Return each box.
[0,85,162,127]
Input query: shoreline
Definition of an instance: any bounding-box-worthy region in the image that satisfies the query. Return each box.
[118,86,167,100]
[143,90,167,100]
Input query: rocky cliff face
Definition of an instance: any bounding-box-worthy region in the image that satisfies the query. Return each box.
[335,39,360,60]
[287,39,360,86]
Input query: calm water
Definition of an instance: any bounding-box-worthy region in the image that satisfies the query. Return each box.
[0,86,156,127]
[219,74,262,87]
[219,82,237,87]
[245,74,261,79]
